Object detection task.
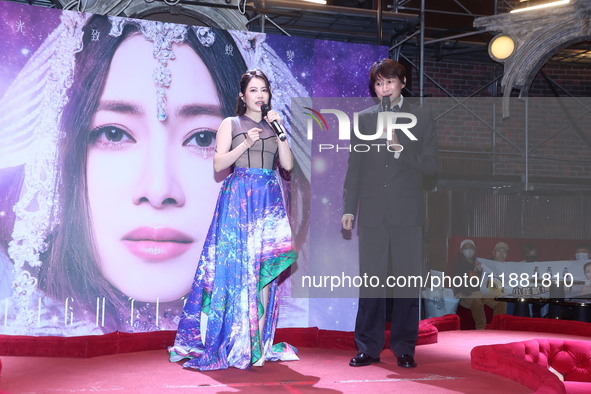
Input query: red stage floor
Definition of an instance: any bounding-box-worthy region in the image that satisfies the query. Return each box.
[3,329,585,393]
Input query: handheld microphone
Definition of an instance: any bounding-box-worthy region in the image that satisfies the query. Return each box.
[261,104,287,141]
[381,96,391,112]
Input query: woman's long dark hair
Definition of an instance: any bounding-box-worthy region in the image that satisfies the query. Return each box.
[38,15,246,331]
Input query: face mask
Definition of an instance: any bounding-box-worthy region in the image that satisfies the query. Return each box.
[575,252,589,261]
[462,249,475,259]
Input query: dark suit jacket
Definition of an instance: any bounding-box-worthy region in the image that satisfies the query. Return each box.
[343,100,438,228]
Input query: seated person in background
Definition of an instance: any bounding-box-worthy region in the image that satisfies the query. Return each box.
[575,243,591,262]
[580,261,591,296]
[577,245,591,296]
[454,239,506,330]
[493,242,509,263]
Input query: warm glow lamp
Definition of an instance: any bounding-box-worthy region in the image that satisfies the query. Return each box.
[489,34,515,62]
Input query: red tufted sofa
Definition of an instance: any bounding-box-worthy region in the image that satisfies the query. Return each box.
[471,338,591,394]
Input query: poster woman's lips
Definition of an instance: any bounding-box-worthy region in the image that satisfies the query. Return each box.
[122,228,194,262]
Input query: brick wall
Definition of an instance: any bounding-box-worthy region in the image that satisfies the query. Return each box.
[410,57,591,181]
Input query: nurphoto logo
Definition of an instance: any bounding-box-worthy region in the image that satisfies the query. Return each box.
[304,107,418,152]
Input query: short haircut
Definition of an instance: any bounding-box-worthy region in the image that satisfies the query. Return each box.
[368,58,406,96]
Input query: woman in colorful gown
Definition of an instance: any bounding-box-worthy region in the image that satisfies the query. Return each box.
[169,69,299,370]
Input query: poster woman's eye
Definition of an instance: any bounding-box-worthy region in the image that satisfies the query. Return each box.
[184,129,216,148]
[89,124,135,150]
[184,129,216,159]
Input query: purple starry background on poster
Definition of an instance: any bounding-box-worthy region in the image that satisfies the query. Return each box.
[0,2,61,97]
[265,33,384,97]
[266,33,388,330]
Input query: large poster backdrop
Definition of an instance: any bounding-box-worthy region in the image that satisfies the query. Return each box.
[0,2,387,335]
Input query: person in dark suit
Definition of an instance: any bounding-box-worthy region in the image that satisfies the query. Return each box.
[341,58,437,368]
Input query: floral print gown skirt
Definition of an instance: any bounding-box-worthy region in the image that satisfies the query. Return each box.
[169,167,298,370]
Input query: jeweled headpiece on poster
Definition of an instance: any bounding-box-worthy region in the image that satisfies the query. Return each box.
[0,8,310,334]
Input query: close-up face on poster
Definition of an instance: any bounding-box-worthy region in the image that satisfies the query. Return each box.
[0,1,387,336]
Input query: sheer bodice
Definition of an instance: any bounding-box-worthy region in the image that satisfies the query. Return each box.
[230,115,278,169]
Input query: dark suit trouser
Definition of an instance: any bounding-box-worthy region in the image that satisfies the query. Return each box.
[354,225,422,359]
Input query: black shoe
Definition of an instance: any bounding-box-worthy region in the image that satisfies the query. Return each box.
[349,353,380,367]
[397,354,417,368]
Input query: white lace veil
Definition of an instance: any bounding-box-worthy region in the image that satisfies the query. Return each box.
[0,12,90,331]
[0,10,310,333]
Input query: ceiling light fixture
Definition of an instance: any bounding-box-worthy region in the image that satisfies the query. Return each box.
[510,0,570,14]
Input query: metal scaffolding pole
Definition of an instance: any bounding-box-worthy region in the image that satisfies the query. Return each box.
[377,0,383,45]
[419,0,425,101]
